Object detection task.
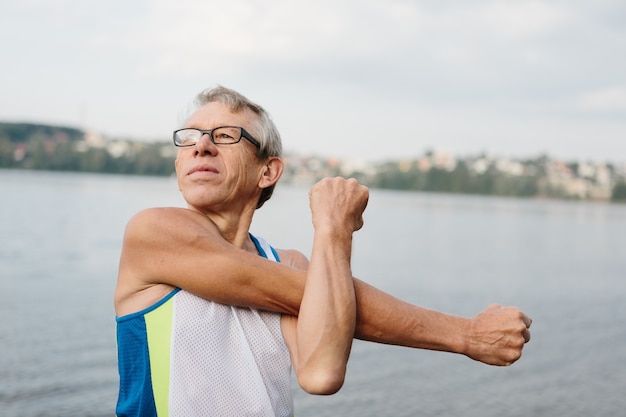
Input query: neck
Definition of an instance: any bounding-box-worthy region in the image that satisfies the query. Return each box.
[191,204,258,252]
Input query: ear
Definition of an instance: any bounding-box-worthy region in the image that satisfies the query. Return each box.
[258,157,283,189]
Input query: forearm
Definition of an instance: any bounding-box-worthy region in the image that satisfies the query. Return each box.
[294,230,356,393]
[351,278,467,353]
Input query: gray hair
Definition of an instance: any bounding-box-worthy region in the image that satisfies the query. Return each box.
[190,85,282,208]
[191,86,283,160]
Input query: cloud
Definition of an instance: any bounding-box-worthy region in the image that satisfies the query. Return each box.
[466,1,571,40]
[76,0,619,110]
[109,0,428,78]
[577,85,626,112]
[0,0,625,162]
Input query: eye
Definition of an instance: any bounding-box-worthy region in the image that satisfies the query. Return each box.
[212,127,240,143]
[177,129,201,145]
[214,132,234,140]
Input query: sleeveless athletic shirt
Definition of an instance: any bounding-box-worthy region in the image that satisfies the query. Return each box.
[115,234,294,417]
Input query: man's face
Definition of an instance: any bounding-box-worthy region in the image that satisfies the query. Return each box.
[174,101,266,213]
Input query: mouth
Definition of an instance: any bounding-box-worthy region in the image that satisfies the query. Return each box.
[188,165,219,176]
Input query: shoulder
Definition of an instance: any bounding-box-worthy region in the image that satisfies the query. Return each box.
[122,207,222,246]
[275,248,309,271]
[125,207,210,233]
[116,207,219,316]
[120,206,228,273]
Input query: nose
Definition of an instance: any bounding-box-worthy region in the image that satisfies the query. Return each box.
[194,133,217,156]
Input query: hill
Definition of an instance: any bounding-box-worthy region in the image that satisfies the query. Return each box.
[1,121,625,202]
[0,122,174,175]
[0,122,84,143]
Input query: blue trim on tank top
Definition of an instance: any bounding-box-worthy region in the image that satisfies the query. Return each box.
[117,235,277,323]
[249,233,281,262]
[116,287,181,322]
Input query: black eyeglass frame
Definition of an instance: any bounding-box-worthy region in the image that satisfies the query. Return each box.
[173,126,261,149]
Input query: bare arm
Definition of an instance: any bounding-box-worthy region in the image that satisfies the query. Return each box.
[115,206,305,316]
[282,178,366,395]
[115,199,531,367]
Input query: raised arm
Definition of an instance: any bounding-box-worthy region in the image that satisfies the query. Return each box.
[115,195,531,367]
[281,178,366,394]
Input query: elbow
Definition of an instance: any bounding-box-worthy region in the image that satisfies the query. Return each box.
[297,366,347,395]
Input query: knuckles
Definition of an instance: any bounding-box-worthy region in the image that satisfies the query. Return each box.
[309,177,369,233]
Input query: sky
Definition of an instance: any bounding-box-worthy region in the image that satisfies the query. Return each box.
[1,0,625,163]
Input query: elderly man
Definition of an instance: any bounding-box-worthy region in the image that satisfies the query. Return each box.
[114,86,531,417]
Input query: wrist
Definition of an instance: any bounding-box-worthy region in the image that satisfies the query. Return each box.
[428,313,472,355]
[312,226,353,260]
[457,316,474,357]
[313,224,353,243]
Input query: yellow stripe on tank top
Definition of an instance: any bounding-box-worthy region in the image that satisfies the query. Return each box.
[145,297,175,417]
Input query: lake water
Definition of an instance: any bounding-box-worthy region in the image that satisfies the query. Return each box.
[1,169,625,417]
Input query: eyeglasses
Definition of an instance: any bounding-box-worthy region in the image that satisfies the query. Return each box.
[173,126,261,149]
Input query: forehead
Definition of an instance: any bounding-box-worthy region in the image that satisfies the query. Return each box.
[185,101,256,129]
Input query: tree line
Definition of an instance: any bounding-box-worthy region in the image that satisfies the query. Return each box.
[1,121,625,202]
[0,122,174,176]
[362,160,540,197]
[346,159,626,202]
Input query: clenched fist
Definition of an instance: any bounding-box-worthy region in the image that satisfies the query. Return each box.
[465,304,532,366]
[309,177,369,236]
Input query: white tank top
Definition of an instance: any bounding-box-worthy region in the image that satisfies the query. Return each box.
[167,235,293,416]
[168,293,293,416]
